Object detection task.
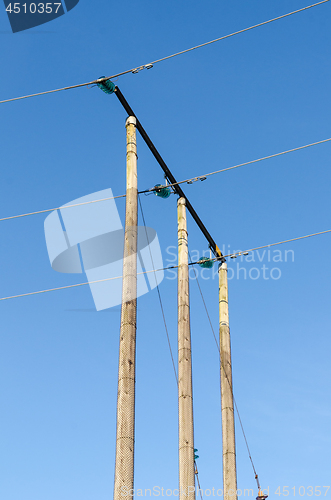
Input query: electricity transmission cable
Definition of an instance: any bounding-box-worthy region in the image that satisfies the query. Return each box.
[146,137,331,193]
[149,0,329,66]
[0,0,328,105]
[188,253,260,484]
[138,194,178,384]
[0,193,127,222]
[1,227,331,302]
[1,135,330,224]
[221,229,331,260]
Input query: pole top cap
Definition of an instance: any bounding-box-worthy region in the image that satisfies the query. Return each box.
[126,116,137,127]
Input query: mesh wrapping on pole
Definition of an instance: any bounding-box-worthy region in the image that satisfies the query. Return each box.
[177,198,196,500]
[219,263,238,500]
[114,117,138,500]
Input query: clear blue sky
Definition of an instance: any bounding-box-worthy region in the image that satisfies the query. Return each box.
[0,1,330,500]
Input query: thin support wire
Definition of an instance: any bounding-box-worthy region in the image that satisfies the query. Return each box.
[138,195,178,385]
[189,255,259,482]
[195,462,204,500]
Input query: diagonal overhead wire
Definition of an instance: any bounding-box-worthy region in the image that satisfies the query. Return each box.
[222,229,331,260]
[0,227,331,302]
[189,253,260,484]
[0,193,126,222]
[149,0,329,65]
[1,135,330,223]
[0,0,328,105]
[148,137,331,192]
[138,194,178,384]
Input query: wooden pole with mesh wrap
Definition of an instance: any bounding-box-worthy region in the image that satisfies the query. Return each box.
[219,262,238,500]
[177,197,196,500]
[114,116,138,500]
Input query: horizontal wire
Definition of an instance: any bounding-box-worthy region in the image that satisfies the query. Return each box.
[0,0,328,105]
[157,137,331,191]
[150,0,329,65]
[0,266,175,302]
[0,193,126,222]
[225,229,331,258]
[1,135,330,223]
[0,228,330,302]
[0,72,131,105]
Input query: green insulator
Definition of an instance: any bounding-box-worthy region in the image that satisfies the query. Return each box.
[198,257,214,269]
[154,184,171,199]
[194,455,199,460]
[96,76,116,95]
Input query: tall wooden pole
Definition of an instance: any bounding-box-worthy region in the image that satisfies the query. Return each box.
[219,262,238,500]
[177,197,196,500]
[114,116,138,500]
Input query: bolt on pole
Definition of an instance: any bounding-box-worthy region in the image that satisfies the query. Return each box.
[219,262,238,500]
[114,116,138,500]
[177,197,196,500]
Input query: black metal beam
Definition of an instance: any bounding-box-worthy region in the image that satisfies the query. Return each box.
[114,86,224,260]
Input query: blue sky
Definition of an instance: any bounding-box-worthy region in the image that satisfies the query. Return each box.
[0,1,330,500]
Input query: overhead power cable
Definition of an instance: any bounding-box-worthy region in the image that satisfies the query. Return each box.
[221,229,331,261]
[0,193,126,222]
[149,0,329,65]
[1,135,330,224]
[0,0,328,105]
[148,137,331,192]
[0,228,331,303]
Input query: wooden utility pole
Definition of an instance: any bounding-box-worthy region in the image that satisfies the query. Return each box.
[177,197,196,500]
[219,262,238,500]
[114,116,138,500]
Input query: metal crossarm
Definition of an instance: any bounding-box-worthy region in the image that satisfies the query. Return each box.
[114,86,224,260]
